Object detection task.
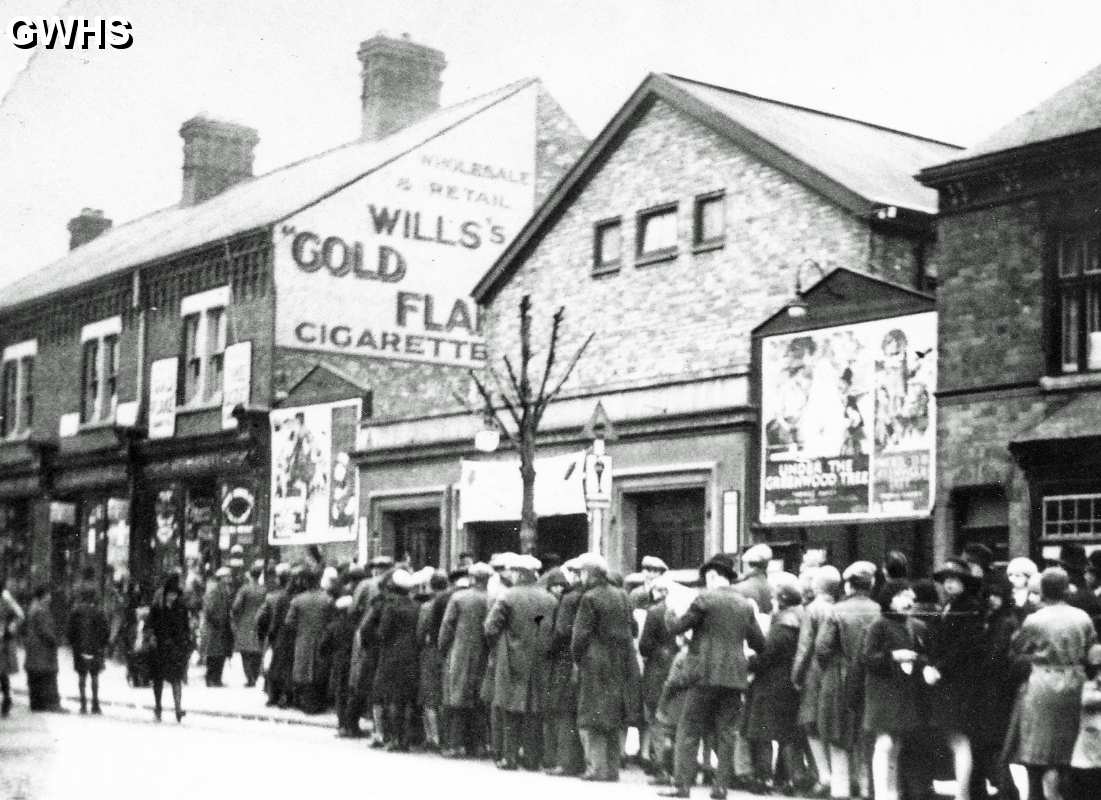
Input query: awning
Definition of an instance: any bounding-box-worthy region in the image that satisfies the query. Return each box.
[459,452,586,524]
[1009,394,1101,466]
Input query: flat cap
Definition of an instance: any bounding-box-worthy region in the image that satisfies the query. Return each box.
[742,544,773,565]
[641,555,669,572]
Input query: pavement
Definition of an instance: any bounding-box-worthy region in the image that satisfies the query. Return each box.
[8,647,338,728]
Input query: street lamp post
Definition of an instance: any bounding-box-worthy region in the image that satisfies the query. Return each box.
[785,259,828,318]
[583,437,612,554]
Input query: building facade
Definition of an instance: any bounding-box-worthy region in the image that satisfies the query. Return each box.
[359,73,959,573]
[919,62,1101,565]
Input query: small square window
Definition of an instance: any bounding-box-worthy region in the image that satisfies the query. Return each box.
[694,192,725,247]
[593,218,622,273]
[636,204,678,261]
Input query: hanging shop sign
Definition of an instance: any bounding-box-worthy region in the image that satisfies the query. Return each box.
[220,482,257,546]
[221,341,252,430]
[269,398,360,545]
[759,311,936,522]
[272,84,538,368]
[149,357,178,439]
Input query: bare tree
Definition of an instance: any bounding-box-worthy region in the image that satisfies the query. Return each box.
[467,294,593,554]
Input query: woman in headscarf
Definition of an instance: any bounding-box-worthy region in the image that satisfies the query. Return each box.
[149,573,192,722]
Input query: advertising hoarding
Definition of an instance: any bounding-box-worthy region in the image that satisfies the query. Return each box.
[269,398,360,545]
[273,84,538,368]
[760,312,936,522]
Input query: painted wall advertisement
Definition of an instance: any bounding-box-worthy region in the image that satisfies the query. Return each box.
[272,84,538,368]
[760,312,936,522]
[269,399,360,545]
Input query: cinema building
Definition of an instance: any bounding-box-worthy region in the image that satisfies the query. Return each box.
[0,33,585,603]
[358,72,959,573]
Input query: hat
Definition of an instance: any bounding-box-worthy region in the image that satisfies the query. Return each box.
[842,561,877,581]
[468,562,494,580]
[390,569,415,590]
[412,565,437,584]
[335,595,353,611]
[700,553,738,582]
[230,544,244,556]
[513,554,542,572]
[962,542,994,572]
[274,563,291,577]
[1059,544,1089,575]
[228,557,245,569]
[742,544,773,565]
[933,558,981,591]
[571,552,609,573]
[1006,557,1038,578]
[215,566,232,578]
[489,552,518,569]
[369,556,394,568]
[641,555,669,572]
[447,567,469,582]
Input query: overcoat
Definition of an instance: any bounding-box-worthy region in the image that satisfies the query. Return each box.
[638,598,677,715]
[417,590,452,707]
[791,594,833,728]
[545,586,581,711]
[971,604,1023,748]
[347,574,383,693]
[1,590,24,675]
[746,606,803,742]
[734,572,773,616]
[24,598,58,673]
[438,585,489,709]
[319,609,356,700]
[264,588,296,687]
[485,581,557,714]
[571,579,640,731]
[67,601,110,674]
[148,590,192,682]
[372,590,420,703]
[201,581,234,660]
[359,590,389,701]
[255,587,287,648]
[668,585,766,690]
[1071,675,1101,769]
[860,614,926,734]
[231,581,266,654]
[924,591,985,732]
[285,588,333,685]
[814,592,880,748]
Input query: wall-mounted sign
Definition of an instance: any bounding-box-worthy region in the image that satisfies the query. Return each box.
[269,398,360,545]
[273,84,538,368]
[221,341,252,430]
[149,357,178,439]
[459,452,586,524]
[760,312,936,523]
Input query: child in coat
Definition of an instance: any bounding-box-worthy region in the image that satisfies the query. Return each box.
[67,585,110,713]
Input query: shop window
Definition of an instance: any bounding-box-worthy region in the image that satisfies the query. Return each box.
[1042,493,1101,539]
[592,217,622,274]
[1052,230,1101,373]
[636,203,678,263]
[178,286,229,406]
[80,316,121,423]
[693,191,725,248]
[0,340,35,438]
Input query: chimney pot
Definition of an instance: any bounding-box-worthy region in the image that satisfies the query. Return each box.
[357,33,446,141]
[67,208,112,250]
[179,116,260,206]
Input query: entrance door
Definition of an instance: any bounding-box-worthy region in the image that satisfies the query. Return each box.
[633,488,706,570]
[536,514,588,563]
[465,521,519,564]
[389,508,442,569]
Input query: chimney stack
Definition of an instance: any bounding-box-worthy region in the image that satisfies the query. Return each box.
[67,208,112,250]
[179,116,259,206]
[358,33,446,141]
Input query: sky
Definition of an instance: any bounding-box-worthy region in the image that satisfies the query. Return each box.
[1,0,1100,289]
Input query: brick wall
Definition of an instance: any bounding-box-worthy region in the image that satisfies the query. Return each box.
[482,98,918,397]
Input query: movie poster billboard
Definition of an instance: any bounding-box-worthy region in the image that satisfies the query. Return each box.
[273,83,538,368]
[269,399,360,545]
[760,312,936,522]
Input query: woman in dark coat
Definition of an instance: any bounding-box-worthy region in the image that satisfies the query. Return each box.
[373,570,421,750]
[149,574,192,722]
[67,584,109,714]
[543,571,585,775]
[747,579,807,793]
[862,579,926,800]
[320,594,358,736]
[416,572,451,750]
[264,570,300,708]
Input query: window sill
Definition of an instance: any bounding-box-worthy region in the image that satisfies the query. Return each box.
[591,263,621,278]
[176,398,223,415]
[692,240,725,254]
[635,250,677,268]
[1039,373,1101,393]
[78,419,116,432]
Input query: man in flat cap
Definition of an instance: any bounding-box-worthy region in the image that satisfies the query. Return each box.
[201,566,234,687]
[631,555,670,611]
[439,562,493,757]
[484,553,557,770]
[735,544,774,616]
[256,562,292,706]
[285,567,334,714]
[661,553,766,799]
[231,560,267,688]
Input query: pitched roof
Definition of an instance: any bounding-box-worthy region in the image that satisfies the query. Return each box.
[947,61,1101,164]
[0,78,538,313]
[474,72,960,303]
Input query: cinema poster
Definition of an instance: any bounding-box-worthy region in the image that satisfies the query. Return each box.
[760,312,936,522]
[272,83,538,368]
[269,399,360,545]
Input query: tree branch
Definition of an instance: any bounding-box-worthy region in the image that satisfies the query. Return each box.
[502,354,523,400]
[534,306,565,414]
[537,331,595,422]
[519,294,533,409]
[487,364,523,428]
[468,369,520,449]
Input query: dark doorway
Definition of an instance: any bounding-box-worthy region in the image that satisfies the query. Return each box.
[633,488,706,570]
[465,515,588,564]
[466,520,519,564]
[388,507,441,569]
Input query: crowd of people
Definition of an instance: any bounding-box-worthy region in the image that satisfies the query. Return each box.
[4,541,1101,800]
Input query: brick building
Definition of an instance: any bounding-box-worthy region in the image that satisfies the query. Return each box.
[359,73,959,572]
[918,62,1101,565]
[0,34,585,602]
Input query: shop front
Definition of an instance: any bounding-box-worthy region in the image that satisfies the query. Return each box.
[750,268,938,572]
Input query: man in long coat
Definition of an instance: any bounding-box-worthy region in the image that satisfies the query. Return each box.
[231,561,266,687]
[545,569,585,775]
[256,563,291,706]
[201,567,234,686]
[347,557,392,739]
[24,586,63,712]
[571,554,638,782]
[439,565,490,757]
[662,553,766,799]
[284,568,334,713]
[484,554,557,771]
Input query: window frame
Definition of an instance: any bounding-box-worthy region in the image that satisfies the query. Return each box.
[0,339,36,438]
[178,286,230,408]
[592,216,623,276]
[1049,228,1101,375]
[635,202,679,265]
[79,316,122,425]
[693,190,726,251]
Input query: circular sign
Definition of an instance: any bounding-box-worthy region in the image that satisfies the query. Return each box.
[222,487,255,526]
